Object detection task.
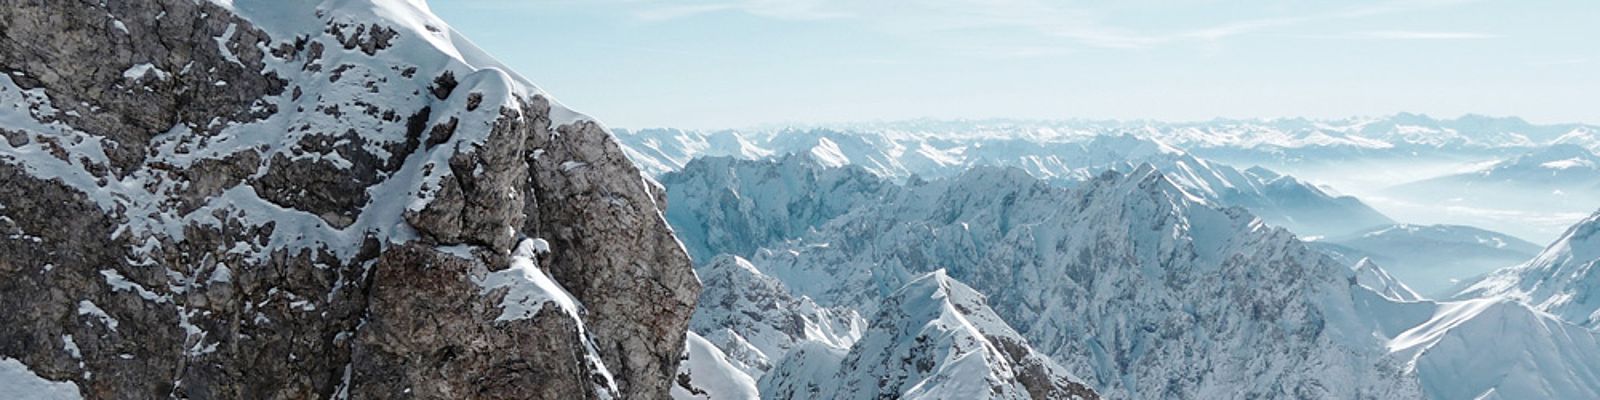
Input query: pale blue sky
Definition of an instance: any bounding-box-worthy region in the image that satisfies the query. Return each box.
[432,0,1599,130]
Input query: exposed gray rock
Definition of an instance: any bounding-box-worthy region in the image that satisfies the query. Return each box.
[0,1,696,398]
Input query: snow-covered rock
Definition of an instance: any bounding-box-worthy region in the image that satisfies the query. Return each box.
[689,255,864,378]
[721,164,1420,398]
[759,270,1097,400]
[0,0,696,397]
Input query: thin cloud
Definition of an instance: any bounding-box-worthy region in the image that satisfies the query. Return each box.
[617,0,1485,50]
[1348,30,1502,40]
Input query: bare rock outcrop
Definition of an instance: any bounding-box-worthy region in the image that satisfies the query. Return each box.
[0,0,697,398]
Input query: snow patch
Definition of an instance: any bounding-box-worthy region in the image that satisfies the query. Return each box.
[120,63,168,81]
[0,358,82,400]
[77,300,119,331]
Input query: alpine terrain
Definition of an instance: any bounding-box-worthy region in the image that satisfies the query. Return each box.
[658,154,1600,400]
[0,0,696,398]
[4,1,1598,400]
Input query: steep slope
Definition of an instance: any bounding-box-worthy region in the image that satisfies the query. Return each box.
[688,255,863,378]
[672,332,760,400]
[759,270,1097,400]
[0,0,696,398]
[1456,210,1600,328]
[1383,298,1600,400]
[1312,224,1542,296]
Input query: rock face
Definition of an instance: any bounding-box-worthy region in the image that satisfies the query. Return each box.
[0,0,696,398]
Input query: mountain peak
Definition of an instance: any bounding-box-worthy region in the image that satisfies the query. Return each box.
[762,270,1098,400]
[1353,258,1423,302]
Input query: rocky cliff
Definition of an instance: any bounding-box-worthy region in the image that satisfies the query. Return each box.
[0,0,697,398]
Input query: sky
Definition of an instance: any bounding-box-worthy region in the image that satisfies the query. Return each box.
[431,0,1600,130]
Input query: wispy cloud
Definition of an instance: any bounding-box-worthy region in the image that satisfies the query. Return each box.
[1346,30,1502,40]
[460,0,1491,56]
[612,0,1486,51]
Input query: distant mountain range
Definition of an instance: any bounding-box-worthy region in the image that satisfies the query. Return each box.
[619,114,1600,243]
[631,130,1395,239]
[663,156,1600,399]
[621,116,1600,399]
[745,113,1600,153]
[1311,224,1544,296]
[1386,144,1600,209]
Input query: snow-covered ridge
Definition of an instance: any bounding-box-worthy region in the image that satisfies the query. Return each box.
[1456,209,1600,329]
[1382,297,1600,400]
[760,270,1096,400]
[1354,258,1422,302]
[688,255,864,380]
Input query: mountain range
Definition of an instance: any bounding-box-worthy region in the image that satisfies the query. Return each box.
[660,155,1600,399]
[1310,224,1543,296]
[4,1,1599,399]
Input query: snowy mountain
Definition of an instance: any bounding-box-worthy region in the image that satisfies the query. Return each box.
[1311,224,1542,296]
[1379,297,1600,400]
[758,270,1097,400]
[0,0,697,398]
[772,114,1598,153]
[659,155,895,263]
[669,157,1600,399]
[1456,210,1600,329]
[649,132,1393,248]
[688,255,864,378]
[737,165,1420,398]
